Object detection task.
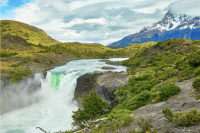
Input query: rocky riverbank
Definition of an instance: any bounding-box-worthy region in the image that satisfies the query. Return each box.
[74,71,130,109]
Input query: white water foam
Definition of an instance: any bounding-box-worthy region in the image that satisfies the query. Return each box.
[1,58,128,133]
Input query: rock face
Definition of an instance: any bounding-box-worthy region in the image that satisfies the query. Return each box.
[110,10,200,47]
[74,71,130,109]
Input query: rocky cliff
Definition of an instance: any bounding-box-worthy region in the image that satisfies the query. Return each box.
[74,71,130,109]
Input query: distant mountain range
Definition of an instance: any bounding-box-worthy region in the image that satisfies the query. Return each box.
[109,10,200,47]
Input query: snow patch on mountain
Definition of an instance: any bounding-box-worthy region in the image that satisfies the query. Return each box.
[140,10,200,33]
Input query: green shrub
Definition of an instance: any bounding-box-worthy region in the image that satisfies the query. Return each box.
[154,65,166,73]
[162,107,174,122]
[192,76,200,91]
[128,116,158,133]
[23,57,31,63]
[107,109,135,129]
[115,73,161,110]
[72,92,108,127]
[127,90,151,110]
[126,90,158,110]
[155,42,163,48]
[188,54,200,67]
[167,41,172,45]
[163,108,200,127]
[196,94,200,100]
[9,67,32,82]
[11,62,21,67]
[1,52,18,58]
[83,92,107,119]
[92,109,135,132]
[194,67,200,76]
[49,59,54,64]
[33,58,41,63]
[174,109,200,126]
[159,85,181,101]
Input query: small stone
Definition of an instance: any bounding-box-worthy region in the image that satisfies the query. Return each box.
[171,64,175,67]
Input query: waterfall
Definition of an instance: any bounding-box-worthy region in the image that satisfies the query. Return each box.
[1,58,128,133]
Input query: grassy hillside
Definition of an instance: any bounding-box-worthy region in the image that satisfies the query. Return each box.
[0,20,59,46]
[0,21,157,84]
[114,39,200,110]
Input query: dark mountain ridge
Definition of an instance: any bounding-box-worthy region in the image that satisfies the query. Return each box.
[110,10,200,46]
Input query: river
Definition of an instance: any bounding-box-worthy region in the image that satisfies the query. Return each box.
[1,58,128,133]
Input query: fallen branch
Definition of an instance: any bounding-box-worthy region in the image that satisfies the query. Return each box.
[36,127,48,133]
[74,118,107,133]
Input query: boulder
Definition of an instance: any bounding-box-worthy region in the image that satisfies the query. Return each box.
[101,66,117,70]
[99,60,122,65]
[74,71,130,109]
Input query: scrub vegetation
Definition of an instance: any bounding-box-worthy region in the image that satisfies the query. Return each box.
[163,107,200,127]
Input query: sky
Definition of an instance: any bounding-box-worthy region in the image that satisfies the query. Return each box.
[1,0,200,45]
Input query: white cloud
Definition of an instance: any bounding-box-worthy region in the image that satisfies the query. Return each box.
[168,0,200,16]
[0,0,9,7]
[8,0,200,45]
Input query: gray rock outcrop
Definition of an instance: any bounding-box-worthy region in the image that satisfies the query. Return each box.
[101,66,117,70]
[74,71,130,109]
[116,78,200,133]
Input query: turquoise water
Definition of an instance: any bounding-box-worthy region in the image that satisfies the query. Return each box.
[1,58,128,133]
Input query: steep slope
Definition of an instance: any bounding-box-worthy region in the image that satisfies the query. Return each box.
[121,78,200,133]
[0,20,60,46]
[110,10,200,46]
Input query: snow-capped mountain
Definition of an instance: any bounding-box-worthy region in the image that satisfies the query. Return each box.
[110,10,200,47]
[140,10,200,33]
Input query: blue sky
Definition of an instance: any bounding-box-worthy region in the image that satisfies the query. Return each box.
[1,0,200,45]
[1,0,30,19]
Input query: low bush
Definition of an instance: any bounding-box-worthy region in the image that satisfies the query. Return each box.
[9,67,32,82]
[10,62,21,68]
[49,59,54,64]
[23,57,31,63]
[92,109,135,132]
[162,107,174,122]
[167,41,172,45]
[33,58,40,63]
[106,109,135,130]
[127,90,153,110]
[163,108,200,127]
[128,116,158,133]
[188,53,200,67]
[1,52,18,58]
[155,42,163,48]
[159,85,181,101]
[192,76,200,91]
[194,67,200,76]
[72,92,108,127]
